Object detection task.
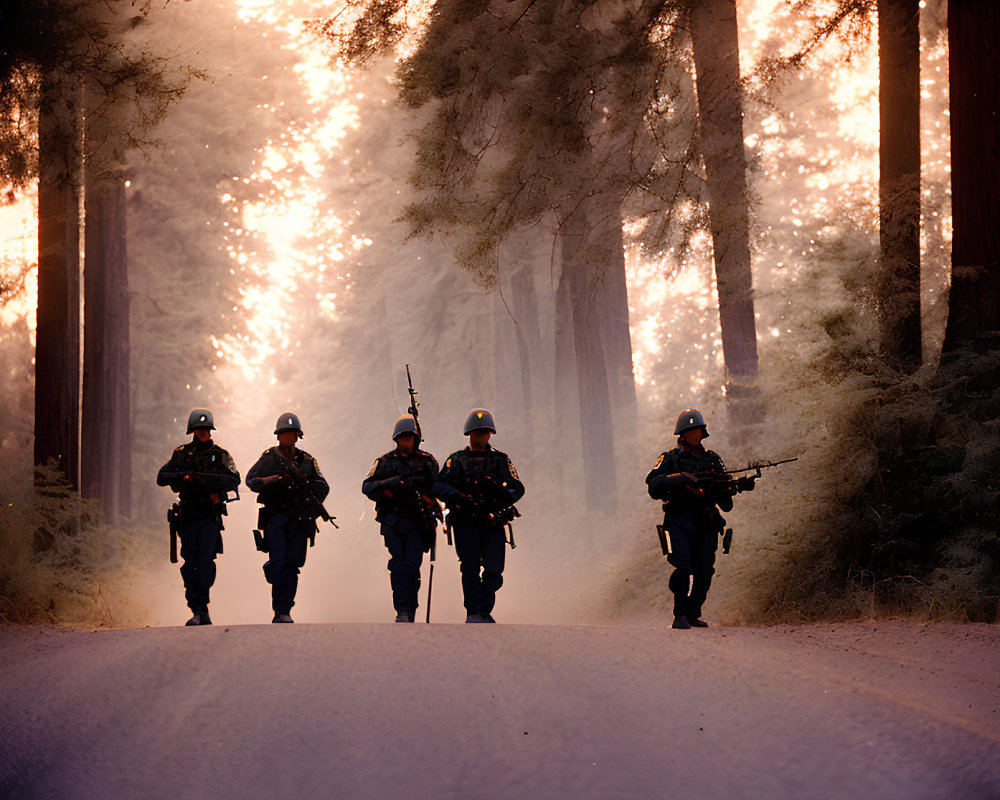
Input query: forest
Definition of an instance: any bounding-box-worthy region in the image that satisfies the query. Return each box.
[0,0,997,626]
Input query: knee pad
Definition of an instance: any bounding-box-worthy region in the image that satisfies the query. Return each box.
[669,569,692,596]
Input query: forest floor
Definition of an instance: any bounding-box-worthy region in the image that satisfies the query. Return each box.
[1,619,998,800]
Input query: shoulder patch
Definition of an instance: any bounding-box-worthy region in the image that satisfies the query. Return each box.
[652,454,665,469]
[366,458,379,479]
[507,457,519,480]
[445,458,452,468]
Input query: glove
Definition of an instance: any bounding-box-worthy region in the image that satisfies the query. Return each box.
[735,476,756,493]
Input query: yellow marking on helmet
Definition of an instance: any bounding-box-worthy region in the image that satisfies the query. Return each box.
[476,412,484,419]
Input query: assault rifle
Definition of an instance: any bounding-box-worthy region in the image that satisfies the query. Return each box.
[459,474,520,549]
[403,364,444,622]
[657,458,795,559]
[159,470,240,502]
[405,363,422,441]
[687,457,799,494]
[388,480,443,536]
[273,449,339,530]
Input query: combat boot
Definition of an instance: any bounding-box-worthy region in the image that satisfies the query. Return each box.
[185,611,203,626]
[689,618,709,628]
[199,608,213,625]
[671,615,691,629]
[395,609,415,623]
[465,613,490,623]
[272,612,294,623]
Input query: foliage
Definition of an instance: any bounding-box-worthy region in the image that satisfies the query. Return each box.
[319,0,716,280]
[0,459,159,626]
[0,0,197,189]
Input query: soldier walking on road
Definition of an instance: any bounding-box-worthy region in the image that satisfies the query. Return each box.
[433,409,524,623]
[246,412,330,623]
[362,415,441,623]
[157,408,240,626]
[645,409,754,629]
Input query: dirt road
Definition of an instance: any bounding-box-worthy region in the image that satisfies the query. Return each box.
[1,620,997,799]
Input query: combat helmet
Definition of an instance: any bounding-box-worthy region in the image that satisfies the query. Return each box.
[674,408,709,438]
[392,414,420,442]
[186,408,216,434]
[463,408,497,435]
[274,411,304,437]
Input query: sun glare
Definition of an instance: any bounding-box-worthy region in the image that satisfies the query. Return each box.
[0,0,950,408]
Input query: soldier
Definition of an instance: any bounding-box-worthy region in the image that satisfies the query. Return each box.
[433,409,524,623]
[645,409,754,629]
[156,408,240,626]
[246,412,330,623]
[362,415,441,623]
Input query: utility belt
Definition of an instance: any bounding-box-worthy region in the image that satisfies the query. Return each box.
[175,497,227,525]
[657,505,730,555]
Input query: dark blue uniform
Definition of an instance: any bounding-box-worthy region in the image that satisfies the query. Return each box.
[362,448,441,619]
[246,446,330,616]
[645,445,734,622]
[433,446,524,619]
[157,439,240,618]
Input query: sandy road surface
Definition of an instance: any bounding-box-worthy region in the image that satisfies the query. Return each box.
[1,620,998,800]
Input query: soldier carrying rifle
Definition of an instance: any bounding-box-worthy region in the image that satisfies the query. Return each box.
[246,412,331,623]
[156,408,240,627]
[362,411,442,623]
[433,408,524,623]
[645,409,754,630]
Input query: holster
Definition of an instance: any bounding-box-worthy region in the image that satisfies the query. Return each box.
[168,504,180,564]
[253,507,270,553]
[656,523,671,556]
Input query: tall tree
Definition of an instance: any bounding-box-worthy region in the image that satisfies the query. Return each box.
[877,0,921,368]
[81,98,132,519]
[942,0,1000,348]
[687,0,760,389]
[35,70,81,486]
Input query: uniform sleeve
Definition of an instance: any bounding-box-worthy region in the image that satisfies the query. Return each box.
[305,456,330,503]
[361,456,392,500]
[245,450,272,493]
[422,455,441,497]
[432,455,464,504]
[156,448,186,490]
[646,453,682,500]
[499,456,525,503]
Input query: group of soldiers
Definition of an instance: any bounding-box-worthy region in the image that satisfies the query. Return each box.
[157,407,524,626]
[159,403,751,630]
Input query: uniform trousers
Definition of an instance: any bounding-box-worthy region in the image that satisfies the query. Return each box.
[664,511,719,619]
[179,514,222,612]
[452,522,506,615]
[262,511,312,614]
[381,514,425,613]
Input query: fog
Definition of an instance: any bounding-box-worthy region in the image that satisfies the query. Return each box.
[1,0,962,627]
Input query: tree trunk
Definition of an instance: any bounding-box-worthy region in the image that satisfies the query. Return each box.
[35,71,81,487]
[591,207,637,431]
[561,201,617,513]
[81,104,132,519]
[688,0,759,387]
[942,0,1000,348]
[498,228,546,451]
[878,0,922,369]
